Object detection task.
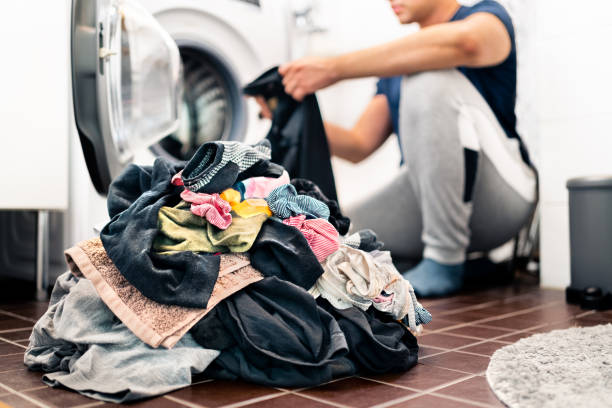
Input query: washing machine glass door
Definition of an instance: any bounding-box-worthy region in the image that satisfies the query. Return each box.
[71,0,182,195]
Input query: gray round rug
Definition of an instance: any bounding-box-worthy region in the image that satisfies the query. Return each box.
[486,323,612,408]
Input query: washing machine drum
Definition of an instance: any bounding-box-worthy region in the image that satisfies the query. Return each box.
[151,45,247,162]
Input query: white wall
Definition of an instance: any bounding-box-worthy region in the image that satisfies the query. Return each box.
[532,0,612,288]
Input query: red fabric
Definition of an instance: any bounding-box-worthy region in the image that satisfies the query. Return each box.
[180,189,232,230]
[283,215,340,262]
[171,170,184,186]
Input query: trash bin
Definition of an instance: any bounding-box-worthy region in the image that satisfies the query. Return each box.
[566,175,612,310]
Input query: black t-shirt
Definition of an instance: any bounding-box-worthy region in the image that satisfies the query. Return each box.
[376,0,531,165]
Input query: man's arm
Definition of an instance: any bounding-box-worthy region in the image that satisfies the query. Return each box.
[281,13,511,100]
[324,95,393,163]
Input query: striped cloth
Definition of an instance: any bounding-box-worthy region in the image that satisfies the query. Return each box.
[266,184,330,220]
[282,215,340,262]
[180,189,232,230]
[182,140,272,193]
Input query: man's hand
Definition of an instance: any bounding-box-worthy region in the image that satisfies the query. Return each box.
[279,56,339,101]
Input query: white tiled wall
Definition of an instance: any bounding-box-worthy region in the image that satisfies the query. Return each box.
[532,1,612,288]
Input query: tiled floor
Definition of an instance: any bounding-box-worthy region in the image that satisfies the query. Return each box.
[1,280,611,408]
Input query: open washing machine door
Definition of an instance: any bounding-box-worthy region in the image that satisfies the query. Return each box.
[71,0,182,195]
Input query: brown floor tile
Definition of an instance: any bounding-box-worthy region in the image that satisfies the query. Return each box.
[244,393,336,407]
[0,393,40,408]
[459,341,508,357]
[169,380,280,407]
[442,325,511,339]
[0,318,33,332]
[24,387,94,408]
[437,311,491,324]
[418,345,446,358]
[436,376,504,406]
[301,377,415,408]
[0,330,32,342]
[0,353,27,373]
[419,333,479,349]
[389,394,478,408]
[495,331,537,343]
[369,363,471,391]
[512,304,583,323]
[482,316,542,330]
[99,396,191,407]
[0,303,48,321]
[427,301,480,313]
[0,342,25,356]
[419,318,459,331]
[0,369,45,392]
[420,351,490,374]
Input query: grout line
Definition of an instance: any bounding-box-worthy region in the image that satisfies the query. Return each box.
[354,376,421,393]
[17,387,47,393]
[290,392,352,408]
[0,328,33,335]
[0,311,38,324]
[190,378,215,386]
[0,383,49,408]
[429,392,497,408]
[218,391,289,408]
[70,402,104,408]
[0,337,28,350]
[368,392,424,408]
[164,395,208,408]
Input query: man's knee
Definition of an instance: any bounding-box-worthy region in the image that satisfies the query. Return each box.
[400,69,465,114]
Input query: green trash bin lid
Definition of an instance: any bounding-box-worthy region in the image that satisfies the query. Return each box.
[567,175,612,190]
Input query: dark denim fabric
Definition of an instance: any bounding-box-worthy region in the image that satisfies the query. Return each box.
[192,277,353,387]
[100,157,221,308]
[243,67,338,202]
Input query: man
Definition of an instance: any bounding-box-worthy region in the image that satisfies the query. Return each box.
[259,0,536,296]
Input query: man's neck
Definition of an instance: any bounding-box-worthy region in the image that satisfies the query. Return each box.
[419,0,461,28]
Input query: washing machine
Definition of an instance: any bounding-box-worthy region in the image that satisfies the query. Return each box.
[0,0,323,296]
[67,0,326,248]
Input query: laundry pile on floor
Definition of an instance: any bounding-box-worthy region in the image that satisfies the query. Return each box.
[24,141,431,403]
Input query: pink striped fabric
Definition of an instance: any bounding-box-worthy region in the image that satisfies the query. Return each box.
[243,170,290,199]
[282,215,340,262]
[180,189,232,230]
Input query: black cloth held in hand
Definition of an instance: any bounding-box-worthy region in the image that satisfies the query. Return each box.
[291,178,351,235]
[243,67,339,202]
[100,157,221,309]
[249,217,325,290]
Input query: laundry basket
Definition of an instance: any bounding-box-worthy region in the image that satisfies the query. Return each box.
[566,175,612,310]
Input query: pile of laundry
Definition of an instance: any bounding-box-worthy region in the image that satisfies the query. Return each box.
[24,139,431,403]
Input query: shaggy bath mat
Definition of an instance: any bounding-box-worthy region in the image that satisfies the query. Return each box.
[486,324,612,408]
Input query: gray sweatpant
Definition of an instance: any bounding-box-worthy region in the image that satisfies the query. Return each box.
[346,69,537,264]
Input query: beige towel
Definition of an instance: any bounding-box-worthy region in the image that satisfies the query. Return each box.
[64,238,263,349]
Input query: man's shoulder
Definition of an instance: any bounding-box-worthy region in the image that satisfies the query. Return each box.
[456,0,514,35]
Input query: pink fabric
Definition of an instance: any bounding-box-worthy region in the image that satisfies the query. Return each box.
[180,189,232,230]
[372,292,394,304]
[283,215,340,262]
[171,170,184,186]
[243,170,290,199]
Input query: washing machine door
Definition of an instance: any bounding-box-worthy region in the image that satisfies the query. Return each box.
[71,0,182,195]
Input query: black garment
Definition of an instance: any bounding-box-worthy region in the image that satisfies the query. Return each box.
[192,277,353,387]
[249,217,324,290]
[291,178,351,235]
[243,67,339,202]
[317,299,419,374]
[100,158,221,308]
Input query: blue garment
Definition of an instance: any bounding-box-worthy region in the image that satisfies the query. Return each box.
[24,272,220,403]
[376,0,530,165]
[266,184,330,220]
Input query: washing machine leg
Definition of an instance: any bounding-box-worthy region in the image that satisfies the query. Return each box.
[36,210,49,301]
